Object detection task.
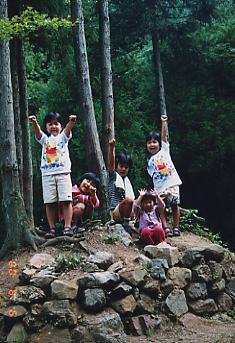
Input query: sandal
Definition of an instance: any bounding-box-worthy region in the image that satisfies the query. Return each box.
[73,226,85,236]
[173,227,181,236]
[45,228,56,239]
[164,227,173,237]
[63,227,74,236]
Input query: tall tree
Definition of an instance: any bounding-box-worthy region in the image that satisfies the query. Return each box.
[99,0,114,166]
[8,0,34,224]
[0,0,37,257]
[151,30,167,118]
[70,0,108,220]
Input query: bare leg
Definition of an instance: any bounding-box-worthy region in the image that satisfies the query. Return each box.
[118,197,134,220]
[72,203,85,227]
[158,206,168,228]
[172,204,180,227]
[46,203,58,229]
[61,201,73,228]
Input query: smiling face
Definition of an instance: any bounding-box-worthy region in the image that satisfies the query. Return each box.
[142,198,154,212]
[46,120,62,136]
[146,138,160,155]
[117,162,129,177]
[79,178,95,194]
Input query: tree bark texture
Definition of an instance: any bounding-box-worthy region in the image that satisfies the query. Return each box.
[10,39,23,194]
[152,30,167,118]
[0,0,35,257]
[99,0,114,167]
[70,0,108,221]
[17,39,34,225]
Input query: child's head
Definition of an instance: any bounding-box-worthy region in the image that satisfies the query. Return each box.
[146,132,160,156]
[78,172,100,194]
[116,153,132,177]
[141,192,155,212]
[44,112,63,136]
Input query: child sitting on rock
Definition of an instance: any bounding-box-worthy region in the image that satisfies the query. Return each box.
[134,189,166,245]
[71,172,100,233]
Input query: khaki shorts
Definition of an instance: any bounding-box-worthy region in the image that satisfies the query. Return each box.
[42,173,72,204]
[160,186,180,207]
[110,205,135,223]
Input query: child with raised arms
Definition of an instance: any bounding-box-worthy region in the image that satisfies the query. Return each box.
[146,114,182,237]
[108,139,135,235]
[29,112,76,238]
[134,188,166,245]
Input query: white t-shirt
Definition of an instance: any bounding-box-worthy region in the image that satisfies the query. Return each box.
[37,131,71,175]
[147,141,182,194]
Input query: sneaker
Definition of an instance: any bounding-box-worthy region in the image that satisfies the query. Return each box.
[45,228,56,239]
[173,227,181,236]
[63,227,74,236]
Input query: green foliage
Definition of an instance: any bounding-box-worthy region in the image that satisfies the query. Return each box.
[53,253,84,272]
[0,6,73,40]
[141,260,155,275]
[180,209,227,247]
[101,233,120,244]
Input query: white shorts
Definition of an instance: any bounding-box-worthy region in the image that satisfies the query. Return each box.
[160,185,180,206]
[42,173,72,204]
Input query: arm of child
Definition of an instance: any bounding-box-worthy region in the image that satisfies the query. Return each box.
[134,189,147,206]
[151,189,165,208]
[28,115,43,140]
[108,138,116,173]
[89,185,100,208]
[64,114,77,138]
[161,114,168,143]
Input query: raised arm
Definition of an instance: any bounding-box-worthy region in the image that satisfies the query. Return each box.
[28,115,43,140]
[161,114,168,143]
[135,189,147,206]
[108,138,116,173]
[64,114,77,138]
[151,189,165,209]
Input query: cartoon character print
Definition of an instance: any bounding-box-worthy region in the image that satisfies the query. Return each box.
[45,140,65,169]
[153,158,174,180]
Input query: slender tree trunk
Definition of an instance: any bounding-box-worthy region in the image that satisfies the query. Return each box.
[0,0,36,257]
[70,0,108,221]
[99,0,114,167]
[17,39,34,225]
[10,39,23,194]
[152,30,167,119]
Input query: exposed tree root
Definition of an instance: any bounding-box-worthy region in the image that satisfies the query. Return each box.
[40,235,85,247]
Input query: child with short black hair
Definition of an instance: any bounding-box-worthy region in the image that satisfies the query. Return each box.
[108,139,135,235]
[146,114,182,237]
[29,112,77,238]
[134,188,165,245]
[71,172,100,231]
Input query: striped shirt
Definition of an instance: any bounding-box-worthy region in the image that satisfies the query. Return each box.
[108,171,126,210]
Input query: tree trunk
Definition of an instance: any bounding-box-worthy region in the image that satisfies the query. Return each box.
[99,0,114,167]
[17,39,34,225]
[0,0,36,257]
[10,39,23,194]
[152,30,167,118]
[70,0,108,221]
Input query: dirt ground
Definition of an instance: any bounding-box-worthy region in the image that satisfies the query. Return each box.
[0,227,234,343]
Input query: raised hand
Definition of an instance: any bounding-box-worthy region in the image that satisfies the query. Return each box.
[69,114,77,122]
[150,188,159,198]
[109,138,116,147]
[161,114,168,122]
[28,115,37,122]
[138,188,147,197]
